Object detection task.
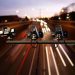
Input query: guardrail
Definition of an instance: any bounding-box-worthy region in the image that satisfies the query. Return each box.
[6,40,75,44]
[0,21,22,25]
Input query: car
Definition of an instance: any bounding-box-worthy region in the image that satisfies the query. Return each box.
[0,26,15,39]
[27,25,43,41]
[52,25,68,40]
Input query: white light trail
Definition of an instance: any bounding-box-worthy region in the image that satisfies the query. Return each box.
[50,46,60,75]
[28,48,36,75]
[55,44,67,67]
[42,28,46,33]
[59,44,74,67]
[45,46,51,75]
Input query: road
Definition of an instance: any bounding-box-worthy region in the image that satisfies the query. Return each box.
[0,20,75,75]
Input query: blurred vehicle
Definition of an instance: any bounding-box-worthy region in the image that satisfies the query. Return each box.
[27,25,43,41]
[52,25,68,40]
[0,26,15,39]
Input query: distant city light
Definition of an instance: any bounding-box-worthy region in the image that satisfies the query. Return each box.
[5,20,8,22]
[61,9,64,12]
[58,17,61,20]
[16,10,19,13]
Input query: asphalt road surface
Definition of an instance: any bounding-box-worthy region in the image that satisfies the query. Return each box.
[0,20,75,75]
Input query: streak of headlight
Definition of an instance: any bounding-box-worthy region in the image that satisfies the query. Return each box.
[50,46,60,75]
[44,24,48,28]
[41,24,44,33]
[59,44,74,67]
[16,45,31,75]
[42,28,46,33]
[45,46,51,75]
[36,19,40,22]
[55,44,66,67]
[28,48,36,75]
[44,22,47,25]
[40,22,43,26]
[46,27,50,32]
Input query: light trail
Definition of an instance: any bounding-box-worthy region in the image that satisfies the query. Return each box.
[16,45,31,75]
[55,44,67,67]
[45,46,51,75]
[50,46,60,75]
[59,44,74,67]
[28,48,36,75]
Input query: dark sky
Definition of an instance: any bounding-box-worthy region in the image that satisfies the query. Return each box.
[0,0,75,17]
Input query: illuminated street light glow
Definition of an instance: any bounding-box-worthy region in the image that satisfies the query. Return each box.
[58,17,61,20]
[16,10,19,13]
[66,16,69,19]
[5,20,8,22]
[66,13,70,20]
[61,9,64,12]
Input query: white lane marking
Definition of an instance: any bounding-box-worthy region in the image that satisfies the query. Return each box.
[55,44,67,67]
[50,46,60,75]
[28,48,36,75]
[45,46,51,75]
[59,44,74,67]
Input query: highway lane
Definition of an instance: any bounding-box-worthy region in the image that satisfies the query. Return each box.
[0,20,75,75]
[41,20,75,75]
[0,30,39,75]
[0,29,28,75]
[42,32,75,75]
[36,19,75,75]
[0,21,45,75]
[0,20,32,57]
[0,29,27,60]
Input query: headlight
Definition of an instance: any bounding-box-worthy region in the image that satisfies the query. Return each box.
[11,29,15,33]
[0,31,3,34]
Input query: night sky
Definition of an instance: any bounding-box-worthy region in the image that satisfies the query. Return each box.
[0,0,75,17]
